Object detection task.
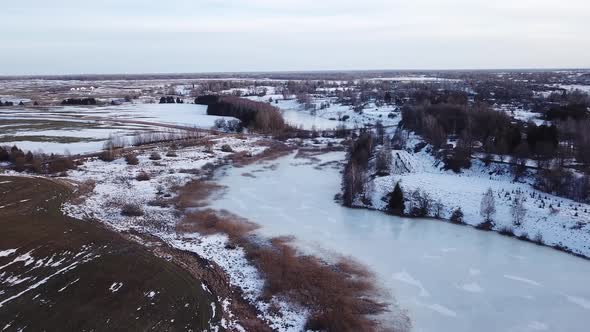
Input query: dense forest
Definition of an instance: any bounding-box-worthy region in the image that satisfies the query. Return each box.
[197,95,286,133]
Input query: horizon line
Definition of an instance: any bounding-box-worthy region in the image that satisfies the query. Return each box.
[1,67,590,79]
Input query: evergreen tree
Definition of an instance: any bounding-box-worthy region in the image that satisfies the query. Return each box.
[387,182,405,215]
[450,207,464,224]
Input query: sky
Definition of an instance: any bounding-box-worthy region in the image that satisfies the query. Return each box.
[1,0,589,75]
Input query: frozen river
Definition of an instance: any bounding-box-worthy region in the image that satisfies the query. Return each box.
[210,151,590,332]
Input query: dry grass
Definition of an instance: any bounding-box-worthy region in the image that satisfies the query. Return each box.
[176,209,391,331]
[178,210,259,240]
[173,180,224,209]
[244,237,387,332]
[99,149,117,162]
[228,140,293,167]
[69,179,96,205]
[47,157,77,174]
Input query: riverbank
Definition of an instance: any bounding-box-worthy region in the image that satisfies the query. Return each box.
[35,133,398,331]
[352,131,590,259]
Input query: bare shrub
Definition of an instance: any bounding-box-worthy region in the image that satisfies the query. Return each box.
[173,181,224,209]
[125,154,139,165]
[178,210,259,239]
[48,157,76,174]
[135,171,150,181]
[149,152,162,160]
[532,232,544,245]
[498,225,514,236]
[99,149,116,162]
[245,237,387,332]
[13,156,26,172]
[147,199,170,208]
[221,144,233,152]
[121,204,143,216]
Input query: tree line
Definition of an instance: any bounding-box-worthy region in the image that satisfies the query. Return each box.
[62,98,97,105]
[159,96,184,104]
[196,95,286,133]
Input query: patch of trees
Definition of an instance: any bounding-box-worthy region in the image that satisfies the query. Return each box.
[213,118,243,132]
[342,131,374,207]
[402,103,524,171]
[0,145,76,174]
[0,100,15,106]
[535,167,590,202]
[544,103,588,121]
[62,98,97,105]
[194,95,220,105]
[202,95,286,133]
[159,96,183,104]
[526,123,558,157]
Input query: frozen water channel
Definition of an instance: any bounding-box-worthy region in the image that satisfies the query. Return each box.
[210,151,590,332]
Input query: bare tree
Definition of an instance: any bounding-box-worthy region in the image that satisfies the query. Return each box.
[375,139,392,175]
[433,199,444,219]
[511,190,527,227]
[480,188,496,225]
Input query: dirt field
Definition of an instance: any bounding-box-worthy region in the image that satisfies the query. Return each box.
[0,176,220,331]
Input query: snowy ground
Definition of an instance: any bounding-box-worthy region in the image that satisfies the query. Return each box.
[363,132,590,258]
[59,136,309,331]
[0,104,238,154]
[245,94,399,130]
[494,104,546,125]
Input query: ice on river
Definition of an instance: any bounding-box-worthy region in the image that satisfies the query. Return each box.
[209,151,590,332]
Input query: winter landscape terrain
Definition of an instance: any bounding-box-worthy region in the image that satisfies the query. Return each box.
[1,70,590,332]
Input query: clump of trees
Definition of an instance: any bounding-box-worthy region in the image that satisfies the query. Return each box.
[0,145,76,174]
[407,189,432,217]
[375,140,392,176]
[62,98,97,105]
[0,100,15,106]
[159,96,183,104]
[213,118,243,132]
[342,131,374,207]
[201,95,287,133]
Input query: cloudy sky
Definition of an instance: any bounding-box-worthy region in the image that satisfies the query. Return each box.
[2,0,589,75]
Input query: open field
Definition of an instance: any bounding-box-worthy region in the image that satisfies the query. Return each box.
[0,176,221,331]
[0,103,237,154]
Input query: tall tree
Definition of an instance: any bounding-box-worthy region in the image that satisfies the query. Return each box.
[387,182,405,216]
[511,190,527,227]
[480,188,496,225]
[375,139,392,175]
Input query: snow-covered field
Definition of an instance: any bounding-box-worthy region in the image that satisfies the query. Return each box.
[60,136,308,331]
[244,94,399,130]
[0,104,238,154]
[365,133,590,258]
